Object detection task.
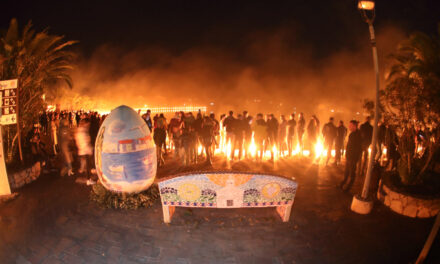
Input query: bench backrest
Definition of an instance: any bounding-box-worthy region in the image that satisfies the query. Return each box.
[158,172,297,208]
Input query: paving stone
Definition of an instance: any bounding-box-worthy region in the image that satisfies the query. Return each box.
[78,248,106,264]
[41,255,63,264]
[15,255,31,264]
[53,237,76,255]
[136,243,161,258]
[107,245,122,259]
[62,252,85,264]
[1,157,440,264]
[64,244,82,255]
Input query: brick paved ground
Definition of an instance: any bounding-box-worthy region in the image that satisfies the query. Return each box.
[1,155,439,263]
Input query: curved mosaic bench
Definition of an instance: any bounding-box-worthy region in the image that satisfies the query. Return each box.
[377,180,440,218]
[158,171,298,223]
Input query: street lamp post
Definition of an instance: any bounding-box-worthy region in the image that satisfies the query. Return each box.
[351,0,380,214]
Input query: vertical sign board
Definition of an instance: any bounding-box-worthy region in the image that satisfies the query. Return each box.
[0,79,17,195]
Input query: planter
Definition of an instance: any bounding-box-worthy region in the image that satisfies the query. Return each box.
[377,178,440,218]
[7,162,41,189]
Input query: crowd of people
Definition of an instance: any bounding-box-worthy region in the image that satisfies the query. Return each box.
[23,107,432,192]
[26,110,103,183]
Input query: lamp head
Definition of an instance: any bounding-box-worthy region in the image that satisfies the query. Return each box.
[358,0,375,23]
[358,0,375,11]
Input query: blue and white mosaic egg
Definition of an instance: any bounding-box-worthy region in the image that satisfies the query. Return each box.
[95,105,157,193]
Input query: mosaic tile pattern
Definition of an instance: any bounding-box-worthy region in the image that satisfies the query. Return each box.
[95,105,157,193]
[158,172,298,222]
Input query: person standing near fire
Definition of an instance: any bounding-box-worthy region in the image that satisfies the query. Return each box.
[297,113,306,154]
[143,109,153,133]
[75,118,93,181]
[307,116,318,157]
[335,120,347,165]
[322,117,337,166]
[153,113,167,167]
[201,115,215,165]
[223,111,236,158]
[359,116,373,175]
[340,120,363,192]
[243,111,253,158]
[287,113,297,156]
[168,112,183,158]
[278,115,288,156]
[232,114,246,161]
[59,117,74,177]
[210,113,220,155]
[252,113,267,162]
[267,114,279,161]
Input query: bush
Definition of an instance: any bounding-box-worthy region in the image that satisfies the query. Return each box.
[90,183,160,209]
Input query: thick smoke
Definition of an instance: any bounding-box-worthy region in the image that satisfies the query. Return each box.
[62,25,405,121]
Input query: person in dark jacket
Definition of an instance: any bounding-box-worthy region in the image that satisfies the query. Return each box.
[334,120,347,165]
[297,113,306,154]
[232,114,246,161]
[278,115,288,156]
[322,117,337,165]
[201,116,215,165]
[252,113,268,162]
[384,124,399,170]
[169,112,183,158]
[266,114,279,161]
[142,110,153,132]
[153,113,167,166]
[359,116,373,175]
[376,119,387,162]
[210,113,220,154]
[223,111,236,148]
[243,111,253,158]
[287,113,297,156]
[307,117,318,157]
[40,112,48,135]
[340,120,363,191]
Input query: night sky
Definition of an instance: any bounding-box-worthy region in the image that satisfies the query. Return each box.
[1,0,440,114]
[1,0,439,57]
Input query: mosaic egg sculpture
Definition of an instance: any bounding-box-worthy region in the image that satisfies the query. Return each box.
[95,105,157,193]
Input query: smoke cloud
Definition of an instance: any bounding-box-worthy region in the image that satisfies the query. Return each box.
[61,24,405,122]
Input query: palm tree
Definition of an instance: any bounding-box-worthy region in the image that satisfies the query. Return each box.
[383,26,440,184]
[0,18,77,161]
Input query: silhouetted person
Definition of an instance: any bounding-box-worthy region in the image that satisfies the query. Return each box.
[267,114,279,161]
[252,113,267,162]
[360,116,373,175]
[59,118,74,177]
[201,115,215,165]
[143,110,153,132]
[75,118,93,179]
[278,115,288,156]
[287,113,297,156]
[232,114,246,161]
[376,120,387,162]
[340,120,362,192]
[322,117,337,165]
[210,113,220,154]
[297,113,306,154]
[307,117,318,157]
[169,112,183,158]
[335,120,347,165]
[154,113,167,166]
[223,111,236,156]
[385,124,399,170]
[39,111,48,134]
[243,111,253,158]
